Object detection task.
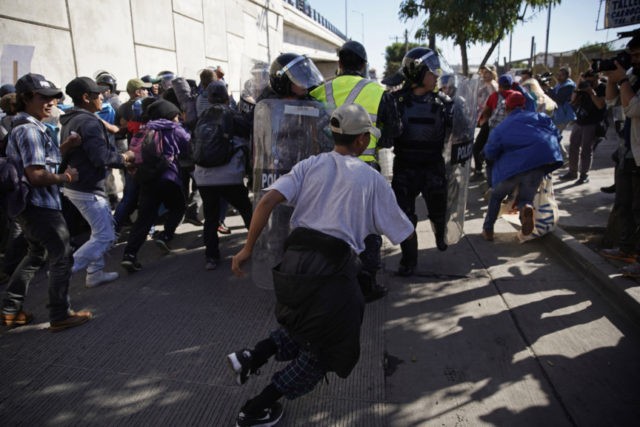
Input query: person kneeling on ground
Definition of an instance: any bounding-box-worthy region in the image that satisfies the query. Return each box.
[481,92,563,241]
[227,104,414,426]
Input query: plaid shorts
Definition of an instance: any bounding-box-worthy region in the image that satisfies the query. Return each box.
[270,328,326,399]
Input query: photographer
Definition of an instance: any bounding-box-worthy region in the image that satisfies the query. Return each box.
[559,69,606,184]
[547,66,576,134]
[601,33,640,278]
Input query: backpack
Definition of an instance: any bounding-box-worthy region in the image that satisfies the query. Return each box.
[129,128,171,183]
[1,117,33,218]
[191,105,236,167]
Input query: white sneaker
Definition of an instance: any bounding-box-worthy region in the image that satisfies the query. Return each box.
[86,270,119,288]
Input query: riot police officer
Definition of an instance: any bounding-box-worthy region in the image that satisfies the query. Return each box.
[311,41,402,302]
[250,53,331,289]
[393,47,453,277]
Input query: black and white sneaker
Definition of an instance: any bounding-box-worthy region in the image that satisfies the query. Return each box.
[236,401,283,427]
[121,253,142,273]
[227,349,257,385]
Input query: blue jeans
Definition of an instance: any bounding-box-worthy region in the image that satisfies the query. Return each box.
[114,172,139,230]
[64,189,115,274]
[483,167,545,232]
[2,206,73,321]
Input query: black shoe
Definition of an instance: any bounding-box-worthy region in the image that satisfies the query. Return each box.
[153,231,172,254]
[600,184,616,194]
[559,172,577,181]
[434,223,448,251]
[121,253,142,273]
[184,215,203,226]
[236,401,283,427]
[227,349,258,385]
[396,265,414,277]
[576,174,590,184]
[363,284,388,303]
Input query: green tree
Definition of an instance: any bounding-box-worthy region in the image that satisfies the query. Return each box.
[399,0,562,75]
[384,41,421,79]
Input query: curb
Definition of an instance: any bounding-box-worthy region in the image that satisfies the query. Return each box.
[543,226,640,327]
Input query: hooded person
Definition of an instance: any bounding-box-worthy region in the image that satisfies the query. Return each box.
[120,99,191,273]
[191,81,253,271]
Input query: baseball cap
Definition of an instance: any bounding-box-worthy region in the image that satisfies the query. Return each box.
[65,77,106,100]
[15,73,63,98]
[0,84,15,97]
[330,104,381,139]
[126,78,152,93]
[498,74,513,87]
[505,91,525,109]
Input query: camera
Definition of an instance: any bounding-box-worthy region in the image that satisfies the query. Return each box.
[536,72,552,86]
[591,51,632,72]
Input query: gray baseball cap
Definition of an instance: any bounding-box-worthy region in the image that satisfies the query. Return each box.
[330,104,380,138]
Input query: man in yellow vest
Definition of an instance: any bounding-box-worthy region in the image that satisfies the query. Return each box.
[311,40,402,302]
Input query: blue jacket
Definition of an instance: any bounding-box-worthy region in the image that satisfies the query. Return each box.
[484,109,563,187]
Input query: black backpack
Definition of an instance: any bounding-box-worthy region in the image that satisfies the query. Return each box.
[191,105,236,167]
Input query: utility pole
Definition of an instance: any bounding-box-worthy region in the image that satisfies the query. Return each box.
[545,0,552,67]
[404,29,409,53]
[345,0,348,39]
[508,31,513,70]
[529,36,535,68]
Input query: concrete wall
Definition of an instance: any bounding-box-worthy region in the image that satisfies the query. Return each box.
[0,0,343,101]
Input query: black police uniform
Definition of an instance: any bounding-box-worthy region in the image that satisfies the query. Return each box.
[392,88,452,271]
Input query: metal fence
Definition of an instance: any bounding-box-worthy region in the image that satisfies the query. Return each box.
[284,0,346,39]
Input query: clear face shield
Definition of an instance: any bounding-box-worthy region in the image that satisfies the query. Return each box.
[249,64,270,98]
[158,72,175,90]
[279,56,324,91]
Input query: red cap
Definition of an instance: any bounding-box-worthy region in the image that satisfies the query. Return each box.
[505,92,525,109]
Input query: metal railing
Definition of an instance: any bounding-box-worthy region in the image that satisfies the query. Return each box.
[284,0,346,40]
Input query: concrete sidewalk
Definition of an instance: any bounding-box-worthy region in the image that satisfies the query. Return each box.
[542,128,640,325]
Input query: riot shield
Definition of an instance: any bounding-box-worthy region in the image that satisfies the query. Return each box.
[251,98,333,289]
[441,75,479,245]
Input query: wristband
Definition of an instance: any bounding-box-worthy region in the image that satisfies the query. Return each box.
[64,172,73,183]
[619,78,629,86]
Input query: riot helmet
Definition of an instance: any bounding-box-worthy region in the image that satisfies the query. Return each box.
[157,70,175,91]
[402,47,442,84]
[269,53,324,97]
[95,71,118,94]
[338,40,367,63]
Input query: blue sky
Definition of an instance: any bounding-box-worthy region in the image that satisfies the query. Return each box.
[310,0,639,74]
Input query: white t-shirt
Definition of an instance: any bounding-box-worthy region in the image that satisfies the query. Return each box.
[269,151,413,254]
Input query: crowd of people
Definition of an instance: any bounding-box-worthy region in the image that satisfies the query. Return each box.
[470,34,640,279]
[0,32,639,426]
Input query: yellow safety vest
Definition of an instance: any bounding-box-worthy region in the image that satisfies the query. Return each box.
[311,75,384,163]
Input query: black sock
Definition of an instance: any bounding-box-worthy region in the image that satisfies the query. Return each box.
[241,383,283,415]
[252,337,277,369]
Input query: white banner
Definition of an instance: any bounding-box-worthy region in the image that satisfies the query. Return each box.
[605,0,640,29]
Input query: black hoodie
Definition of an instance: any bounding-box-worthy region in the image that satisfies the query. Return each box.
[60,107,124,197]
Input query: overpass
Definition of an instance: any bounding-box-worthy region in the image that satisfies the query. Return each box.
[0,0,345,100]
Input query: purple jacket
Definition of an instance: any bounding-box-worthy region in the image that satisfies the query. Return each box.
[144,119,191,185]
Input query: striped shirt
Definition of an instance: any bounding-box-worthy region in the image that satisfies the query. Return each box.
[6,112,62,211]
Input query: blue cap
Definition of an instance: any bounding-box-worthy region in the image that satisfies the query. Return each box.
[498,74,513,87]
